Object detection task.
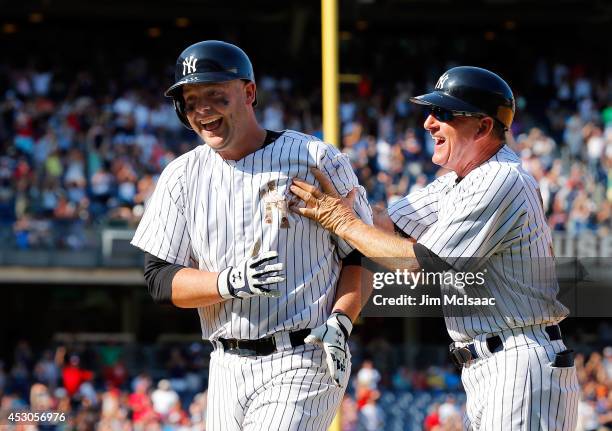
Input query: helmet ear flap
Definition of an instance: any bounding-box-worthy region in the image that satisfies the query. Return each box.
[173,98,193,129]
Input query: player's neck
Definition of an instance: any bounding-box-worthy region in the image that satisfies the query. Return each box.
[454,141,504,180]
[218,123,267,161]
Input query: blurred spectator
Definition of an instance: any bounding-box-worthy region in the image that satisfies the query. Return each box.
[438,395,461,425]
[60,350,94,397]
[33,349,61,391]
[357,389,385,431]
[391,366,412,392]
[188,391,207,430]
[603,346,612,379]
[29,383,53,411]
[357,359,381,390]
[128,374,156,425]
[151,379,179,418]
[98,342,128,389]
[424,402,441,431]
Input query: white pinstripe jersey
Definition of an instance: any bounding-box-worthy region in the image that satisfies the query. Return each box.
[131,130,372,341]
[389,145,569,342]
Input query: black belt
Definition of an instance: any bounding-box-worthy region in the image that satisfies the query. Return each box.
[217,328,312,357]
[450,325,562,368]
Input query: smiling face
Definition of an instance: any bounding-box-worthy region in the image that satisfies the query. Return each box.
[424,112,490,174]
[182,80,256,154]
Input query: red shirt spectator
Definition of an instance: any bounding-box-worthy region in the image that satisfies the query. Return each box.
[424,407,441,431]
[129,378,155,423]
[61,356,93,396]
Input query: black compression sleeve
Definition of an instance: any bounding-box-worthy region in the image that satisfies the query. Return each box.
[143,252,185,304]
[341,249,364,267]
[413,242,454,273]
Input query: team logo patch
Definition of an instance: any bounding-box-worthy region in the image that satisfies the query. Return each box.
[182,55,197,75]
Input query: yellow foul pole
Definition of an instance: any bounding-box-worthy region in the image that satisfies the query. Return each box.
[322,6,342,431]
[321,0,339,148]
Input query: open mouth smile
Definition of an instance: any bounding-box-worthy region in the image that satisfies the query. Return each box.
[200,117,223,132]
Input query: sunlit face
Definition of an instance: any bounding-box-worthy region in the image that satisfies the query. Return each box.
[424,112,484,171]
[182,80,254,153]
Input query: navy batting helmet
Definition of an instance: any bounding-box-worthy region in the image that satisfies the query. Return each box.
[410,66,515,130]
[165,40,256,129]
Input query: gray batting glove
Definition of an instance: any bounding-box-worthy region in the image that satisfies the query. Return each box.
[217,241,284,299]
[305,311,353,386]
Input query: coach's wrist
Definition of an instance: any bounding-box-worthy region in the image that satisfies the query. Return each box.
[336,217,365,241]
[330,311,353,337]
[216,267,235,299]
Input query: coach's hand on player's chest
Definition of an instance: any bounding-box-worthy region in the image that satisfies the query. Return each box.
[289,168,359,237]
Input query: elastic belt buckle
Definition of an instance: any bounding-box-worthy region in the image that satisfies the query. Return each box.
[224,339,238,350]
[449,343,473,368]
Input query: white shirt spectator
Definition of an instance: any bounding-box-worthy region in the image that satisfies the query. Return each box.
[151,379,179,416]
[357,361,381,390]
[439,397,460,424]
[587,132,605,162]
[375,139,393,172]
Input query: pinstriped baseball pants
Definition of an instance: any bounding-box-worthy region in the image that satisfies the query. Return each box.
[461,325,580,430]
[205,343,350,431]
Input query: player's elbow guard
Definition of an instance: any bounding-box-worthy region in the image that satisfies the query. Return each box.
[143,252,183,304]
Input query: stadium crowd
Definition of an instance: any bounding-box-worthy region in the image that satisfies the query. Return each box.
[0,57,611,249]
[0,335,611,430]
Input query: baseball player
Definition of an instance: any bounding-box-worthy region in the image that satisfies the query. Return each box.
[290,67,580,430]
[131,40,372,431]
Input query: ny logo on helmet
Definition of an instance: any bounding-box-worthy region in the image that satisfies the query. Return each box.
[435,73,450,90]
[182,55,197,76]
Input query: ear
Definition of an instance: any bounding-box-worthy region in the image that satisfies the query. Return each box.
[475,117,494,141]
[243,81,257,106]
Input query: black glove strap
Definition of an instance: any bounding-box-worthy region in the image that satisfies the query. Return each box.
[331,311,351,339]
